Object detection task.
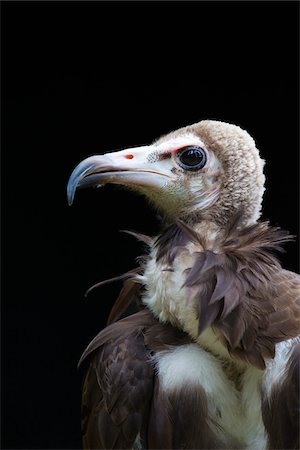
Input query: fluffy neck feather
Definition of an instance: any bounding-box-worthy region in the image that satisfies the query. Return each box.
[140,216,295,369]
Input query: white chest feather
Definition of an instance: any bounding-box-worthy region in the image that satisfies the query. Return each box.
[139,241,299,449]
[153,344,267,450]
[141,245,229,356]
[141,246,199,331]
[141,252,266,448]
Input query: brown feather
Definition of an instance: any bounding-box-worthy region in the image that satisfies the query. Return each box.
[80,308,199,449]
[144,321,192,352]
[85,268,141,297]
[120,229,154,246]
[176,218,206,248]
[80,218,299,448]
[155,223,188,264]
[78,309,155,367]
[148,377,222,449]
[81,311,155,449]
[262,342,300,449]
[171,219,300,369]
[106,277,143,325]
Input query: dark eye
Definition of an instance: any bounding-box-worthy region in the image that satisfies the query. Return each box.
[177,146,207,171]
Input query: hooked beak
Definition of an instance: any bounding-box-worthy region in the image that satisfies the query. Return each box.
[67,146,172,205]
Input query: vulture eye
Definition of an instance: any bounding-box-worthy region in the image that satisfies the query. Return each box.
[177,146,207,171]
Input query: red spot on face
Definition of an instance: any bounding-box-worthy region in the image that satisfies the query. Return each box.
[125,154,134,159]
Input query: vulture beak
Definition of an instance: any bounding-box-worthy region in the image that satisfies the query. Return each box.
[67,146,173,205]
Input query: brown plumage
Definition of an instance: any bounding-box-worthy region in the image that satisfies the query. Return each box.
[79,220,299,449]
[262,342,300,450]
[68,120,300,449]
[80,309,193,449]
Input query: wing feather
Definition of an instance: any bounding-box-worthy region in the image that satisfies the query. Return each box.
[262,342,300,449]
[81,326,154,449]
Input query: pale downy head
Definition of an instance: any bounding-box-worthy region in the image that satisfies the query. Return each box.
[67,120,265,226]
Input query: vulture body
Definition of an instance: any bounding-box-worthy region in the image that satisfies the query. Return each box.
[68,120,300,450]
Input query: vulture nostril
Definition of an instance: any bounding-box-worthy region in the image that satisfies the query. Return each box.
[125,154,134,159]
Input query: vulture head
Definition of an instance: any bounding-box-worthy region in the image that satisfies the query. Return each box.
[67,120,265,227]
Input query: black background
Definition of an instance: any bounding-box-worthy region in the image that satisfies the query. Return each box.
[2,1,299,449]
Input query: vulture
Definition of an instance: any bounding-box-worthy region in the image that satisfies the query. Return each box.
[67,120,300,450]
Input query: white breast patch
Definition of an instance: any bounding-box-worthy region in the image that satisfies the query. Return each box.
[154,344,267,450]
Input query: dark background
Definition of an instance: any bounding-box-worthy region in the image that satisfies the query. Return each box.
[2,1,299,449]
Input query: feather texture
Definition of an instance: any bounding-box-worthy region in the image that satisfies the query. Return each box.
[155,218,299,369]
[262,342,300,449]
[80,309,198,449]
[80,218,299,448]
[81,330,153,449]
[71,119,300,449]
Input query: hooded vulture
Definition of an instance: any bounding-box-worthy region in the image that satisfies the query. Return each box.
[67,120,300,450]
